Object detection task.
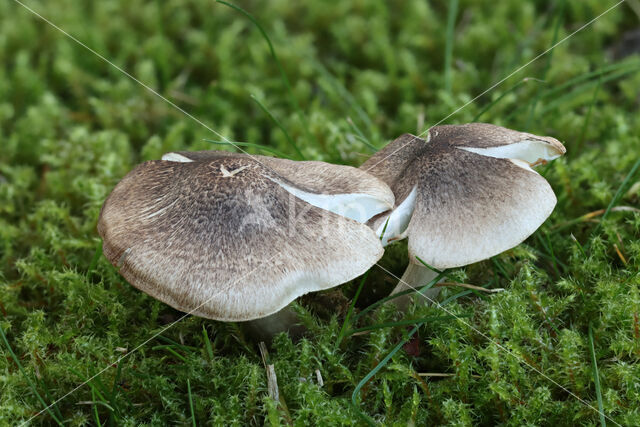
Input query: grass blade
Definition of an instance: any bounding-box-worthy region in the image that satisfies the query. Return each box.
[217,1,317,148]
[152,345,189,363]
[440,289,474,306]
[251,94,304,159]
[472,77,544,121]
[588,323,606,427]
[525,0,565,129]
[539,66,640,115]
[577,72,601,151]
[443,0,459,93]
[337,218,392,346]
[502,61,640,124]
[109,363,125,417]
[156,335,198,353]
[313,61,378,143]
[346,117,377,152]
[92,387,103,427]
[0,325,64,426]
[202,325,214,362]
[187,379,196,427]
[37,378,65,421]
[68,366,115,415]
[351,269,448,323]
[87,239,103,275]
[347,314,468,336]
[589,157,640,240]
[203,139,293,159]
[352,325,421,425]
[336,271,370,348]
[539,60,639,102]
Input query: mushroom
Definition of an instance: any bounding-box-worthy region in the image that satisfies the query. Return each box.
[360,123,566,308]
[98,150,394,337]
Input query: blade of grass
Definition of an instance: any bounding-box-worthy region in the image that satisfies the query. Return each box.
[337,218,390,347]
[350,133,378,152]
[251,94,304,159]
[202,325,214,362]
[0,325,64,426]
[414,257,444,273]
[87,239,103,275]
[491,257,510,279]
[473,77,544,121]
[217,1,317,149]
[350,272,486,423]
[38,378,65,422]
[83,364,123,420]
[525,0,565,129]
[440,289,474,306]
[443,0,459,93]
[552,206,640,233]
[313,61,378,143]
[539,59,639,102]
[352,269,448,323]
[346,117,377,152]
[109,362,125,417]
[352,324,421,425]
[152,0,170,89]
[69,366,113,412]
[588,323,606,427]
[336,270,370,348]
[570,234,588,259]
[539,65,640,115]
[577,71,602,152]
[203,139,293,159]
[589,157,640,240]
[152,345,189,363]
[540,233,561,276]
[77,400,114,411]
[347,314,468,336]
[156,335,198,353]
[503,61,640,123]
[92,387,103,427]
[187,379,196,427]
[379,217,391,242]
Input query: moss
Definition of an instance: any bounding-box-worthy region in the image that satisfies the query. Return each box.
[1,0,640,424]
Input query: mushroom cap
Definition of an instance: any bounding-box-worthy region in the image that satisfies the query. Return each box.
[98,152,394,321]
[361,123,566,269]
[164,151,395,222]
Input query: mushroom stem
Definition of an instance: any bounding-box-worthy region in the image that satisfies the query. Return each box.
[242,305,305,342]
[390,263,442,311]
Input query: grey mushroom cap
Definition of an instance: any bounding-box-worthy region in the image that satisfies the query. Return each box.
[361,123,567,269]
[98,151,394,321]
[165,151,395,219]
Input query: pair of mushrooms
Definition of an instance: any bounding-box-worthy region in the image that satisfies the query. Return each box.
[98,123,566,333]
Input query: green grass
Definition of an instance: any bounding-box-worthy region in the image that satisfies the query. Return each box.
[1,0,640,425]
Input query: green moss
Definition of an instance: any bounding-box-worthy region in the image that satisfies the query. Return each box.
[1,0,640,424]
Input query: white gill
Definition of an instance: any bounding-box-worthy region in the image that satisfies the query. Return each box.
[458,140,563,165]
[375,185,418,246]
[272,179,393,224]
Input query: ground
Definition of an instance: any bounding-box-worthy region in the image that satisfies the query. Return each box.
[1,0,640,425]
